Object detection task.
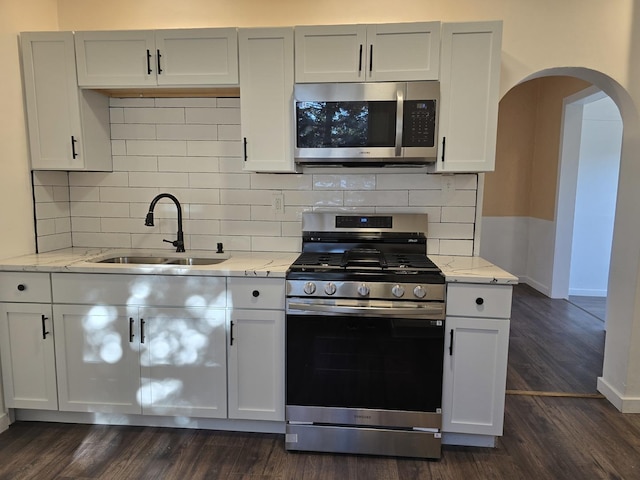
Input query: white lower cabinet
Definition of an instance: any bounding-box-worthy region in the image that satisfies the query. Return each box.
[0,303,57,410]
[227,277,285,421]
[140,307,227,418]
[53,304,227,417]
[442,283,512,436]
[442,316,510,435]
[53,304,141,414]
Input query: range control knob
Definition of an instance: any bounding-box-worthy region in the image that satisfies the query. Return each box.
[324,282,337,295]
[357,283,370,297]
[413,285,427,299]
[303,282,317,295]
[391,284,405,298]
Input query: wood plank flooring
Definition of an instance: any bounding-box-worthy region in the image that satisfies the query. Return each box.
[1,284,639,480]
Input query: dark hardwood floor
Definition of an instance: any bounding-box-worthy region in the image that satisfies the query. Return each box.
[1,284,639,480]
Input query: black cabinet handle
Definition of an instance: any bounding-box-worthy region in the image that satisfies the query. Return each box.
[252,290,260,298]
[369,44,373,73]
[129,317,135,342]
[146,49,152,74]
[243,137,248,161]
[41,315,50,340]
[140,319,145,344]
[17,284,26,292]
[476,297,485,306]
[358,44,363,72]
[441,136,446,163]
[230,321,235,346]
[157,49,162,74]
[449,329,454,356]
[71,136,78,159]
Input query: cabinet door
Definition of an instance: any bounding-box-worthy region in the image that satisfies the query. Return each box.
[21,32,112,171]
[366,22,440,82]
[442,316,510,435]
[228,309,284,421]
[21,32,84,170]
[239,28,295,172]
[139,307,227,418]
[53,304,142,414]
[155,28,238,85]
[435,21,502,172]
[294,25,367,83]
[75,30,157,87]
[0,303,57,410]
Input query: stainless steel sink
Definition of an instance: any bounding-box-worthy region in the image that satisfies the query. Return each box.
[94,255,227,266]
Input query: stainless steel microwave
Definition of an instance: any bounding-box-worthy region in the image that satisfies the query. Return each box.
[294,81,439,166]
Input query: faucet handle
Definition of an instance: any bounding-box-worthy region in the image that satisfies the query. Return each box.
[163,238,185,253]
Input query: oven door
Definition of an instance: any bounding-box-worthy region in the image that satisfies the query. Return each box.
[286,298,444,430]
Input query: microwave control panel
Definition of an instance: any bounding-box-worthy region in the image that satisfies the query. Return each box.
[402,100,436,147]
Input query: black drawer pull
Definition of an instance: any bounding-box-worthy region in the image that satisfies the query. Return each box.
[252,290,260,298]
[129,317,135,342]
[476,297,484,306]
[42,315,50,339]
[17,284,26,292]
[449,329,454,356]
[230,320,235,346]
[140,319,145,344]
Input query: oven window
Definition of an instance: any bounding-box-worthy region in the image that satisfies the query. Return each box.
[287,315,444,412]
[296,101,396,148]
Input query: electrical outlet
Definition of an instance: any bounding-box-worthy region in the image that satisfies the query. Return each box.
[272,193,284,215]
[441,175,456,197]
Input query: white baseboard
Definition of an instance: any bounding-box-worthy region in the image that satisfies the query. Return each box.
[0,412,9,433]
[597,377,640,413]
[519,276,552,297]
[568,288,607,297]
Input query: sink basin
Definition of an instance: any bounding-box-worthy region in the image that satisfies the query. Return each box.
[94,255,227,266]
[98,256,171,264]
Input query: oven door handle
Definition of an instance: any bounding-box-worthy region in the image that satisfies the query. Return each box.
[287,302,444,317]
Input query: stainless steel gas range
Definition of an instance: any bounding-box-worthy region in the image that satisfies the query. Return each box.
[285,212,446,459]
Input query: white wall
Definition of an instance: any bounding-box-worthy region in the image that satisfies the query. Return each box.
[569,97,622,296]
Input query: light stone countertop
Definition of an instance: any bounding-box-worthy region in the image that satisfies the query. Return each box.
[431,255,519,284]
[0,248,518,284]
[0,248,298,278]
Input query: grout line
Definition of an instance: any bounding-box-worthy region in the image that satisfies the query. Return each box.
[506,389,605,399]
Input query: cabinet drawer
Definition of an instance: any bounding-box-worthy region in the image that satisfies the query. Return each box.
[52,273,226,307]
[446,283,512,319]
[228,277,285,310]
[0,272,51,303]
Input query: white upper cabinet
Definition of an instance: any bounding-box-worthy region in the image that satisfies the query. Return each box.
[75,28,239,87]
[20,31,112,171]
[239,27,296,173]
[294,22,440,83]
[432,21,502,173]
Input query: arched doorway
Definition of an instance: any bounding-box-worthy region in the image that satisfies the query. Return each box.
[482,67,640,412]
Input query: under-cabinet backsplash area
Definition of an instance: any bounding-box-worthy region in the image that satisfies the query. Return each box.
[32,96,479,255]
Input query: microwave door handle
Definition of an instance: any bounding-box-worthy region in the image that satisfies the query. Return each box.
[395,87,404,157]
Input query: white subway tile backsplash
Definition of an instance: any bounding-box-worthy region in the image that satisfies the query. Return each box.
[155,98,218,108]
[159,157,220,173]
[442,206,477,223]
[157,124,218,141]
[313,174,376,190]
[186,108,240,125]
[124,107,185,124]
[189,173,250,190]
[126,140,187,157]
[218,125,241,141]
[439,239,474,256]
[344,190,408,207]
[69,186,100,202]
[34,97,480,255]
[113,155,159,172]
[111,124,156,140]
[186,140,242,157]
[69,172,129,187]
